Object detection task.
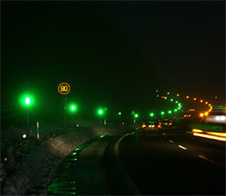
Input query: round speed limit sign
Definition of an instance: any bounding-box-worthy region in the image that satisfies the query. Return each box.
[58,82,71,95]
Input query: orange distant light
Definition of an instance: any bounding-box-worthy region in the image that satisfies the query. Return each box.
[176,94,180,97]
[186,96,189,99]
[205,102,208,104]
[194,98,197,101]
[142,125,146,128]
[200,100,203,103]
[200,113,204,117]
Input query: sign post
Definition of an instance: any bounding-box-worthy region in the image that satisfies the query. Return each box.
[58,82,71,128]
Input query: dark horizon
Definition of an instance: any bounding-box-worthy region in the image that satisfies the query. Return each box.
[2,1,225,117]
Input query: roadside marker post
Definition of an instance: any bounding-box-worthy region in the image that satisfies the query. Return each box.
[37,121,39,140]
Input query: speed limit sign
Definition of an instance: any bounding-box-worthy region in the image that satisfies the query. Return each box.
[58,82,71,95]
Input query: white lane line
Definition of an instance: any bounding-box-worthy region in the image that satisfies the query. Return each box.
[198,155,215,163]
[178,145,187,150]
[169,140,174,143]
[114,131,141,195]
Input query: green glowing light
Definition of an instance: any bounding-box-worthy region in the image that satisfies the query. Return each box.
[99,135,105,138]
[175,101,178,103]
[68,103,78,112]
[164,97,167,99]
[75,146,82,151]
[174,109,178,112]
[168,110,172,114]
[118,112,122,115]
[134,114,139,118]
[170,99,173,102]
[25,97,31,105]
[150,113,154,117]
[98,109,103,115]
[161,111,165,115]
[19,93,35,107]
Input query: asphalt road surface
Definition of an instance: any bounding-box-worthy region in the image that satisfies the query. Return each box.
[48,128,225,195]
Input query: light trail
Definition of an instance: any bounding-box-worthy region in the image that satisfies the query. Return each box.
[193,133,226,142]
[198,155,215,163]
[178,145,187,150]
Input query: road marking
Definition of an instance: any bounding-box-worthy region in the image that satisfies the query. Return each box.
[169,140,174,143]
[198,155,215,163]
[178,145,187,150]
[114,131,141,195]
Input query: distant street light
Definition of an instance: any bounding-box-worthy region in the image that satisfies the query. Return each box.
[176,94,180,97]
[97,108,106,125]
[134,113,139,123]
[25,97,31,105]
[150,113,154,117]
[19,94,34,134]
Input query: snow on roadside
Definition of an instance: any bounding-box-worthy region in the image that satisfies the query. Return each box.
[1,119,137,195]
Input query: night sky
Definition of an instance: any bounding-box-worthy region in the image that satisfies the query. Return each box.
[2,1,225,118]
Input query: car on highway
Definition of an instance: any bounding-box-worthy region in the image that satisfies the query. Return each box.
[160,119,172,128]
[205,108,226,124]
[142,120,161,131]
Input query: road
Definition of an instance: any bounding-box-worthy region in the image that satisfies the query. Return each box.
[48,127,225,195]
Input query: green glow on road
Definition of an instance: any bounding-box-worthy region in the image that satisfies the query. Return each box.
[75,146,82,151]
[99,135,105,138]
